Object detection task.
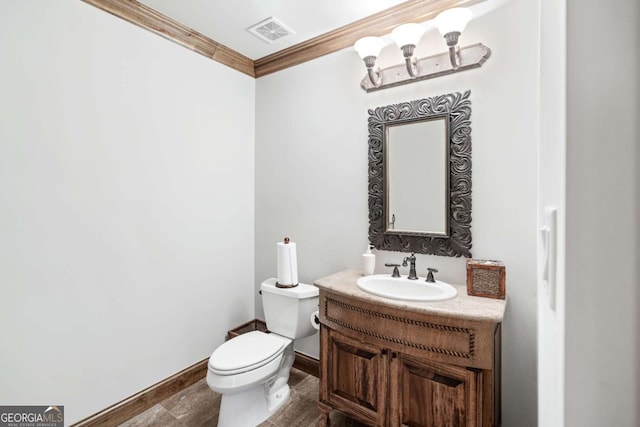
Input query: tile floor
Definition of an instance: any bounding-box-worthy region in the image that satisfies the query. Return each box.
[119,368,366,427]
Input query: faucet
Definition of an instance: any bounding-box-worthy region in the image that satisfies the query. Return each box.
[402,253,418,280]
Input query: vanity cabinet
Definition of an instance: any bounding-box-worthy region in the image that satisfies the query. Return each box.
[321,329,388,425]
[316,274,504,427]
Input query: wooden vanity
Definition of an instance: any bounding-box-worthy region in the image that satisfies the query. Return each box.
[315,270,506,427]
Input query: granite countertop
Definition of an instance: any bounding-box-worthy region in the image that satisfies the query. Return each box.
[314,269,507,323]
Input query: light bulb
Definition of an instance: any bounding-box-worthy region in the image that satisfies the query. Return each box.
[391,23,425,49]
[435,7,472,36]
[354,36,385,59]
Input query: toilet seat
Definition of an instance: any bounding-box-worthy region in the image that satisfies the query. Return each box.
[208,331,291,376]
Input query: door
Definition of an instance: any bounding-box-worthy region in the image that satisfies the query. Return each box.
[321,328,388,426]
[390,353,483,427]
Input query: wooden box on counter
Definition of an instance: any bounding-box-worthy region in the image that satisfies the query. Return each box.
[466,259,506,299]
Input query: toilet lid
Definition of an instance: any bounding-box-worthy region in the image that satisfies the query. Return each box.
[209,331,287,373]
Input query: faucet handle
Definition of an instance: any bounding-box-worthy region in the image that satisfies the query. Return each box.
[426,268,439,283]
[385,263,401,278]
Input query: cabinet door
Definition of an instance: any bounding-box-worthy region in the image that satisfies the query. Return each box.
[321,328,388,426]
[390,354,483,427]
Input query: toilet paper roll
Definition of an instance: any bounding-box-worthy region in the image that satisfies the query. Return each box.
[310,311,320,330]
[277,240,298,286]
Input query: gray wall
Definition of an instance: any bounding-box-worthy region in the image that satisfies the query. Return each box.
[255,0,539,425]
[565,0,640,425]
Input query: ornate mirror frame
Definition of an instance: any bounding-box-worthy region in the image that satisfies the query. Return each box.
[367,90,472,257]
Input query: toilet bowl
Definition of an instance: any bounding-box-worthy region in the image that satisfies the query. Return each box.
[207,279,319,427]
[207,331,292,392]
[207,331,294,427]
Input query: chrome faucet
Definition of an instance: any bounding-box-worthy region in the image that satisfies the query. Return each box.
[402,253,418,280]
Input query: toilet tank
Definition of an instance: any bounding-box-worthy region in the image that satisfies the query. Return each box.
[260,278,319,339]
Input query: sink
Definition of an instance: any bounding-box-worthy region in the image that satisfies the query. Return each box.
[356,274,457,302]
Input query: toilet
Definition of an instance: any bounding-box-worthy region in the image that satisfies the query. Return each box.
[206,278,319,427]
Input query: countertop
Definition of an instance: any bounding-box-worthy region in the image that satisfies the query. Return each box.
[314,269,507,323]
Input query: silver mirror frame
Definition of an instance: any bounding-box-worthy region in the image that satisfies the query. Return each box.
[367,90,472,257]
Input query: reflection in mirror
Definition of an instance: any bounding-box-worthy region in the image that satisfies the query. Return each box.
[387,117,448,235]
[367,91,472,257]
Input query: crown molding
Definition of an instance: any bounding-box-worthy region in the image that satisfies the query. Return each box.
[80,0,255,77]
[81,0,485,79]
[254,0,484,77]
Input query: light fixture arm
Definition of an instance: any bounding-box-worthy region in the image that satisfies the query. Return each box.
[363,55,382,86]
[400,44,418,77]
[444,31,461,69]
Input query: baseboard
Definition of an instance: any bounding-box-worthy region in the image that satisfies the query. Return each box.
[72,328,319,426]
[293,351,320,378]
[71,358,209,427]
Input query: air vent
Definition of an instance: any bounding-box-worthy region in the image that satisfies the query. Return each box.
[247,17,295,44]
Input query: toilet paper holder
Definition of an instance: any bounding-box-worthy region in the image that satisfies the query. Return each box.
[311,310,320,330]
[276,237,299,288]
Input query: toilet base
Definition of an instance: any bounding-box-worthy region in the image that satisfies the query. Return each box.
[217,383,291,427]
[215,343,295,427]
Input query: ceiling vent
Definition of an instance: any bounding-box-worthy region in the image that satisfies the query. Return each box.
[247,17,295,44]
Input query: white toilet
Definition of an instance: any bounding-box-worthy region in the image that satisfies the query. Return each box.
[206,278,319,427]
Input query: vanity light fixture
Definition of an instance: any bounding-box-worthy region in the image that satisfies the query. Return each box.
[354,7,491,92]
[434,7,472,70]
[390,23,426,78]
[353,36,385,87]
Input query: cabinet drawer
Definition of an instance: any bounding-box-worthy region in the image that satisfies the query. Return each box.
[320,291,495,369]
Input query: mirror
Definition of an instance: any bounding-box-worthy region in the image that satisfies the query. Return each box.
[367,91,472,257]
[387,117,449,235]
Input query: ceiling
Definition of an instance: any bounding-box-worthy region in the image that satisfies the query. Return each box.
[139,0,408,60]
[85,0,500,77]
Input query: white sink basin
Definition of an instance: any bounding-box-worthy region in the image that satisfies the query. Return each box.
[356,274,457,302]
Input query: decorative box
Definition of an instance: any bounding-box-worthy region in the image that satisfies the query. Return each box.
[466,259,506,299]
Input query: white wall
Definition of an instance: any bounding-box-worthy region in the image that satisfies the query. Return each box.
[537,0,566,425]
[0,2,255,424]
[564,0,639,425]
[11,2,636,426]
[255,0,538,425]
